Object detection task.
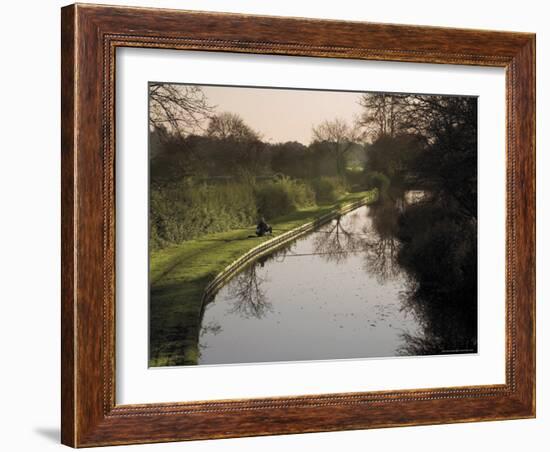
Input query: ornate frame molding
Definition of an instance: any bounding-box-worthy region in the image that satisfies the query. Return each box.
[61,4,535,447]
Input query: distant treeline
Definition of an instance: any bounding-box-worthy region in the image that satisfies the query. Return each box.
[149,91,478,252]
[150,132,365,183]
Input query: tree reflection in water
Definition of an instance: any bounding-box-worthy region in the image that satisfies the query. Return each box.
[310,193,477,356]
[312,213,362,264]
[199,321,222,337]
[198,321,223,358]
[361,201,402,283]
[311,202,402,283]
[395,198,478,356]
[226,256,273,319]
[209,192,477,357]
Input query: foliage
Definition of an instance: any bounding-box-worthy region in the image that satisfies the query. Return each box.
[206,112,260,141]
[151,176,318,250]
[364,171,391,199]
[356,92,478,356]
[255,176,315,219]
[397,203,476,289]
[311,118,365,181]
[150,180,258,250]
[396,201,477,355]
[358,93,407,140]
[269,141,316,178]
[406,99,477,218]
[344,167,365,188]
[365,134,423,184]
[310,176,346,203]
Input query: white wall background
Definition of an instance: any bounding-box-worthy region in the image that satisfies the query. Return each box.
[0,1,545,450]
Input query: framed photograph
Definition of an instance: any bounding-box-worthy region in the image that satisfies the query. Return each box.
[61,3,535,447]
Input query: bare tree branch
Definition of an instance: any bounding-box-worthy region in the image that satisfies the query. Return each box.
[311,118,365,179]
[149,83,214,137]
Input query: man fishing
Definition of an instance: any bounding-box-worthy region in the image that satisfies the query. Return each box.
[256,217,273,237]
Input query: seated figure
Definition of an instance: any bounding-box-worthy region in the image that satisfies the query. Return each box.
[256,217,273,237]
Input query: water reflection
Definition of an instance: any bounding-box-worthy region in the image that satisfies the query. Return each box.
[227,262,273,319]
[362,202,402,283]
[396,194,478,355]
[312,213,364,263]
[197,192,477,364]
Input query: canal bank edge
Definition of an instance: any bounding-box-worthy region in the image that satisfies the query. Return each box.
[194,190,379,355]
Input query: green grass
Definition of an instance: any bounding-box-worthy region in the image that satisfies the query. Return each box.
[149,190,377,366]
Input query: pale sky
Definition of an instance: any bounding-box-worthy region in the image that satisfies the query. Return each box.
[200,85,364,144]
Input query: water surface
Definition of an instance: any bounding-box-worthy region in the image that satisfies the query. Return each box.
[198,203,425,365]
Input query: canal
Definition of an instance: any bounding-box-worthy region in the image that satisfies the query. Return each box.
[197,202,428,365]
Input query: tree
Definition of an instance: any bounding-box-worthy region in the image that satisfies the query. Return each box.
[269,141,312,178]
[206,112,265,174]
[400,95,478,218]
[206,112,260,141]
[358,93,406,141]
[149,83,213,136]
[366,134,423,188]
[311,118,364,181]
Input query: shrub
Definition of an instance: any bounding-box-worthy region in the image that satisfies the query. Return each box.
[364,171,390,199]
[345,167,365,188]
[255,176,315,219]
[150,180,257,250]
[310,177,346,203]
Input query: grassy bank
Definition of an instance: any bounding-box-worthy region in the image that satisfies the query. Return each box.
[150,189,377,367]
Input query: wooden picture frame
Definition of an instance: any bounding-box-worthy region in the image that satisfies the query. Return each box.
[61,3,535,447]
